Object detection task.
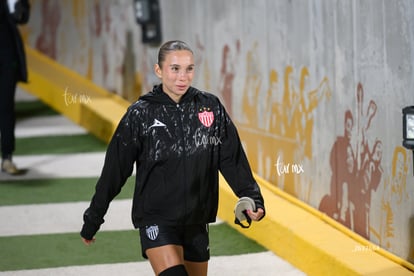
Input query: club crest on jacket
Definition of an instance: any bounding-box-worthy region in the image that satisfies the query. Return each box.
[198,107,214,127]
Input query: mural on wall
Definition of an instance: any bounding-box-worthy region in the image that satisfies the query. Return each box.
[25,0,414,261]
[225,42,332,199]
[319,83,383,240]
[212,35,413,260]
[35,0,61,60]
[319,108,355,227]
[371,146,409,249]
[218,40,240,117]
[29,0,140,95]
[194,34,211,93]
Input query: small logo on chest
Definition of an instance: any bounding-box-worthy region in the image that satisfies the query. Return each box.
[149,119,166,129]
[198,107,214,127]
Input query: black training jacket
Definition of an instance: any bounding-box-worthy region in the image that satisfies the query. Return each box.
[0,0,30,82]
[81,85,265,240]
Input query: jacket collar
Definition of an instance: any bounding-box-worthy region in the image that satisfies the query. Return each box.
[140,84,198,105]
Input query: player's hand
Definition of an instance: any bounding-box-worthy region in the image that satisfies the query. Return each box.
[81,237,96,246]
[247,208,264,221]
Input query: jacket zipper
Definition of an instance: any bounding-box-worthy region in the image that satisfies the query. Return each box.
[176,103,187,224]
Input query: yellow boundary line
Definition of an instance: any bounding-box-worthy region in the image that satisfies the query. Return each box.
[19,46,130,143]
[218,174,414,275]
[258,176,414,273]
[21,45,414,276]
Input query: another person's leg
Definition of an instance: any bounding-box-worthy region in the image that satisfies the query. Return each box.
[0,61,18,174]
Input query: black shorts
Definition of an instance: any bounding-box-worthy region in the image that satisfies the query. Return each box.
[139,224,210,262]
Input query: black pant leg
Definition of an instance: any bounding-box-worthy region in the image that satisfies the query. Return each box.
[0,60,17,159]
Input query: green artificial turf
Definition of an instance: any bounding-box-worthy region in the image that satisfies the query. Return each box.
[14,134,107,156]
[0,177,135,206]
[0,225,266,271]
[15,100,58,119]
[14,99,107,155]
[0,231,143,271]
[209,224,266,256]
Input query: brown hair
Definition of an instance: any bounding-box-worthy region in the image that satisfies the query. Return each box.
[157,40,193,67]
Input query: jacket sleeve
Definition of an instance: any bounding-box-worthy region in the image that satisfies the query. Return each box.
[218,107,265,215]
[80,109,140,240]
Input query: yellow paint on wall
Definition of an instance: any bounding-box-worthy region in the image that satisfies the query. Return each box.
[237,48,331,198]
[71,0,86,28]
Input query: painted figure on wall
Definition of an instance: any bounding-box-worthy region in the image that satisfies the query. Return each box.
[31,0,138,94]
[194,34,211,92]
[319,110,356,228]
[35,0,61,59]
[351,84,382,239]
[352,139,383,239]
[319,83,383,240]
[235,41,331,196]
[242,41,262,126]
[298,69,331,160]
[267,69,282,135]
[372,147,409,250]
[218,40,240,117]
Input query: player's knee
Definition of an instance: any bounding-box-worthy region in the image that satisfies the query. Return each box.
[158,264,188,276]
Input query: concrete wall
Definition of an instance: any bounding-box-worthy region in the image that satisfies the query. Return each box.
[24,0,414,262]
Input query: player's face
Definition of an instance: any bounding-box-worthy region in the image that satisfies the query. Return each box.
[155,50,195,103]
